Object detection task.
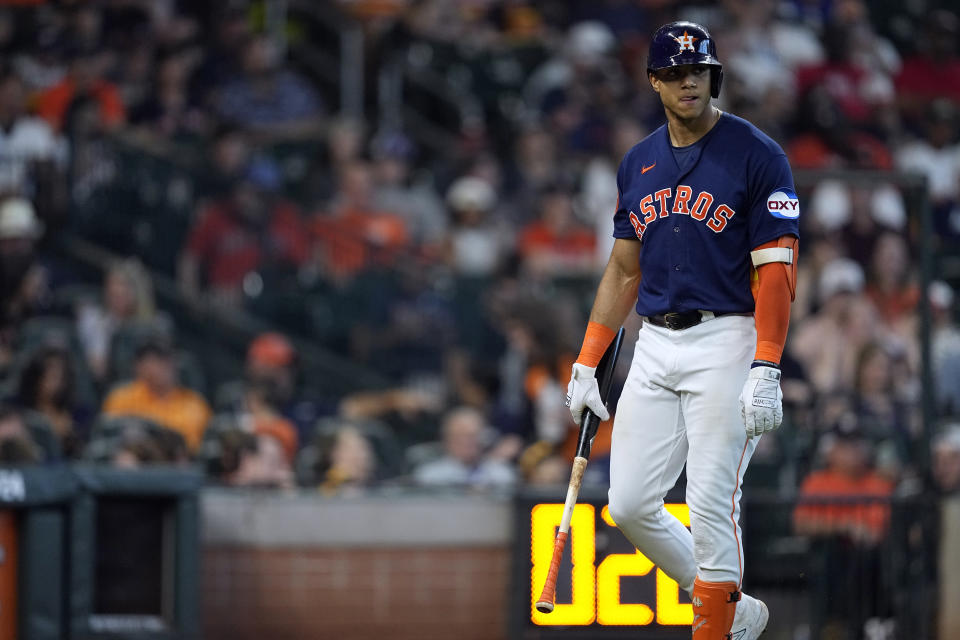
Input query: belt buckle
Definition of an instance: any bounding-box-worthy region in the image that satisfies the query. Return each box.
[663,312,685,330]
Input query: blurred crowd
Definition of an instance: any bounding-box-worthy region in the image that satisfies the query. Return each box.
[0,0,958,516]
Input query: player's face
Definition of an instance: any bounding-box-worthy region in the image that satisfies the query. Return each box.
[649,64,712,122]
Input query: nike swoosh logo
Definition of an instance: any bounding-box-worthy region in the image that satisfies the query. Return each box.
[642,163,656,174]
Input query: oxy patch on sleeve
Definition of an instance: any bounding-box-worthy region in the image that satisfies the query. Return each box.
[766,188,800,219]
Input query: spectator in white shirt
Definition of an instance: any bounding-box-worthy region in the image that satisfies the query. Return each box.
[413,406,517,489]
[0,72,65,197]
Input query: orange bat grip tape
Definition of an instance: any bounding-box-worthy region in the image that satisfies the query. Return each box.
[536,530,568,611]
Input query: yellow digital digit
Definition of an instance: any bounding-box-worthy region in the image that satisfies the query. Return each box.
[530,503,596,626]
[657,503,693,625]
[596,549,655,625]
[599,503,692,626]
[598,505,654,625]
[656,568,693,625]
[664,503,690,526]
[601,505,617,527]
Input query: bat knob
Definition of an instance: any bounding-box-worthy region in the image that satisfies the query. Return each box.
[535,601,555,614]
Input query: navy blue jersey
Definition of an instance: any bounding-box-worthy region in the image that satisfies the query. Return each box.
[613,113,800,316]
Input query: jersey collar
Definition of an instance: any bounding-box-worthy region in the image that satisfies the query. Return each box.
[658,112,726,181]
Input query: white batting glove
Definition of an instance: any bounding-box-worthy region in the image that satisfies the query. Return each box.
[566,363,610,425]
[740,364,783,438]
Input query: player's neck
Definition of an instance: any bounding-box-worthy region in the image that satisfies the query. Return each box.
[666,106,721,147]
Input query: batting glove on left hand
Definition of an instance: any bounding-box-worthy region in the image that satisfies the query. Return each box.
[566,363,610,425]
[740,364,783,438]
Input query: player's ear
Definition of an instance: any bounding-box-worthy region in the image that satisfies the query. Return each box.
[648,71,659,92]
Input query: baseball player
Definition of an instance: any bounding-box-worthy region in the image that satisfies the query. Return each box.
[565,21,799,640]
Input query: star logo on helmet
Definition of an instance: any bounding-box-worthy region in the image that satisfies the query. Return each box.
[674,31,697,52]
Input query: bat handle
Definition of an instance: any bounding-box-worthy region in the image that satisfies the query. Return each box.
[534,457,588,614]
[535,531,567,613]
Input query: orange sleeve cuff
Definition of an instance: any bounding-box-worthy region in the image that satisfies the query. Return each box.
[755,339,784,365]
[753,241,794,364]
[576,322,616,367]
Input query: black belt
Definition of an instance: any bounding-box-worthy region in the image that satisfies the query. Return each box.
[644,310,748,330]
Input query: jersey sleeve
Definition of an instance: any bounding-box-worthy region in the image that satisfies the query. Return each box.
[611,158,637,239]
[747,152,800,248]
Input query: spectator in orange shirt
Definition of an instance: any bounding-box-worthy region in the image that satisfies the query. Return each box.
[226,378,299,464]
[794,428,895,543]
[36,47,125,134]
[517,184,597,280]
[793,427,896,638]
[310,160,409,280]
[101,335,212,452]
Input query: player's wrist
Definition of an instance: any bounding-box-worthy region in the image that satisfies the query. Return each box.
[576,322,616,367]
[753,341,783,366]
[750,359,780,370]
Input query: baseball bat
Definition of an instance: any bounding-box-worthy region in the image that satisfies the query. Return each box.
[535,327,625,614]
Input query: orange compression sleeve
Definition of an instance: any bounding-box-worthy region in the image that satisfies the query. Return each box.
[576,322,616,367]
[753,239,795,364]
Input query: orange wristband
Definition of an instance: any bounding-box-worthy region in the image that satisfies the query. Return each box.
[576,322,616,367]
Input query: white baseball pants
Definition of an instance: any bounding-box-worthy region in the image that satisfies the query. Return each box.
[607,314,758,593]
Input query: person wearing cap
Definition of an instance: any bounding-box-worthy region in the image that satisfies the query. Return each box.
[215,331,329,447]
[241,332,300,456]
[369,131,447,248]
[0,195,43,257]
[443,175,510,277]
[0,197,46,359]
[101,336,212,452]
[178,157,309,306]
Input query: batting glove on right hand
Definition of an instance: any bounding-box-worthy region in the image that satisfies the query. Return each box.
[740,364,783,439]
[566,363,610,425]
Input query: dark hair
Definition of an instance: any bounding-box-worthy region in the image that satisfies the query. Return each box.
[0,437,40,464]
[206,428,258,479]
[134,334,175,360]
[113,419,187,464]
[16,346,75,411]
[853,342,893,393]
